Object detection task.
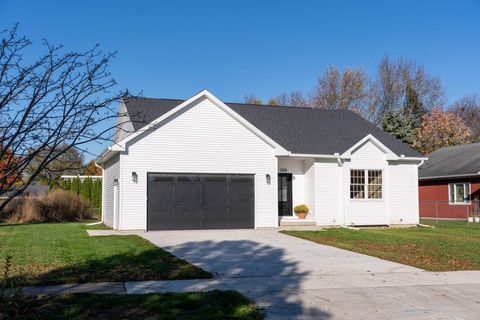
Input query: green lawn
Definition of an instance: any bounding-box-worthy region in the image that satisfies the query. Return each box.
[2,291,264,320]
[0,222,211,286]
[282,220,480,271]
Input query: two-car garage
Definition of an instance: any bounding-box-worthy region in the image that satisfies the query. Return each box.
[147,173,255,230]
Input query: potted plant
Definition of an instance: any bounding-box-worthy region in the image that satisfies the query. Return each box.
[294,204,309,219]
[468,213,475,223]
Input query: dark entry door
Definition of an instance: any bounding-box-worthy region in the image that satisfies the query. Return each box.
[147,173,255,230]
[278,173,292,216]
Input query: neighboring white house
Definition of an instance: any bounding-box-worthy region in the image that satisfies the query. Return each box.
[96,90,426,231]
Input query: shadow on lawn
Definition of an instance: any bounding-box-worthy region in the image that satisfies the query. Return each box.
[9,248,211,286]
[161,239,332,319]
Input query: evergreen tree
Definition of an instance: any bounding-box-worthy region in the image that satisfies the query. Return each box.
[382,109,416,146]
[61,179,68,190]
[65,179,72,191]
[48,179,57,190]
[71,177,81,194]
[403,81,426,128]
[92,180,102,210]
[81,177,93,201]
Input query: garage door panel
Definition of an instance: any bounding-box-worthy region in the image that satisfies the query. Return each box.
[175,207,202,218]
[228,217,254,229]
[230,176,254,206]
[202,217,229,229]
[203,207,229,218]
[148,176,175,205]
[229,207,250,218]
[175,178,202,206]
[203,175,229,207]
[148,217,175,230]
[174,216,202,229]
[147,173,254,230]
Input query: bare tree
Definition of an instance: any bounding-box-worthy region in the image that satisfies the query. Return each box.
[268,91,311,107]
[312,66,368,114]
[367,56,444,124]
[0,25,127,210]
[243,93,262,105]
[449,94,480,142]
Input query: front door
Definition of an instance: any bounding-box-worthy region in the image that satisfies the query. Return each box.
[278,173,292,216]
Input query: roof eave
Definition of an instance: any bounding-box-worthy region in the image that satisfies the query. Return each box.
[419,173,480,181]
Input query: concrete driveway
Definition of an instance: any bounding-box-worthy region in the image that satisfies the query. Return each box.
[140,229,480,319]
[141,229,419,277]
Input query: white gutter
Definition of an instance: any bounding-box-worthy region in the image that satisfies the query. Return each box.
[288,152,345,159]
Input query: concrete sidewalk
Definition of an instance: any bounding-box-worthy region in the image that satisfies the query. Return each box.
[22,270,480,296]
[20,271,480,319]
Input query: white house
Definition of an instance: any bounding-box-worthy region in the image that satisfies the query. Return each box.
[95,90,426,231]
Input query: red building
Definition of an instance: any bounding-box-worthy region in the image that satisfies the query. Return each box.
[419,143,480,220]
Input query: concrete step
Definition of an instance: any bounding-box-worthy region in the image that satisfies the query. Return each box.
[279,219,316,227]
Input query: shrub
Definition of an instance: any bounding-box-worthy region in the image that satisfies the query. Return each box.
[0,255,24,319]
[294,204,309,214]
[2,189,94,223]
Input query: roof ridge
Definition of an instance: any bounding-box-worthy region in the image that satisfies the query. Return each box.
[123,95,354,112]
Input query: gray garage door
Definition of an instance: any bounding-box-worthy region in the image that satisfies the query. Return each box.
[147,173,255,230]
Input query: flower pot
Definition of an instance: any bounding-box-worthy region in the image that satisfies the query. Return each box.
[468,217,474,222]
[296,213,307,219]
[475,217,480,223]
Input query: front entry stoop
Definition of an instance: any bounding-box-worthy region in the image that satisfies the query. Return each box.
[278,217,319,230]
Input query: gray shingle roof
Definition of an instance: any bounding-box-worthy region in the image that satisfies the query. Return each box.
[419,142,480,179]
[122,96,422,157]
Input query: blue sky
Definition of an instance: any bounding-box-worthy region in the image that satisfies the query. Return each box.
[1,0,479,160]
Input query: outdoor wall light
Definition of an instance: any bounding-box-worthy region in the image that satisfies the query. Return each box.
[132,172,138,183]
[113,179,119,187]
[266,174,271,185]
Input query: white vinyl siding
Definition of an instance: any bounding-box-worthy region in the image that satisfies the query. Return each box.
[344,141,388,226]
[315,159,343,225]
[119,98,278,230]
[102,154,120,228]
[303,159,316,220]
[113,101,135,143]
[388,162,419,224]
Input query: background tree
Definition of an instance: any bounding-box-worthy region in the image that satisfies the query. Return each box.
[267,91,310,107]
[0,145,21,191]
[312,66,368,114]
[381,109,416,146]
[92,179,102,211]
[0,25,127,210]
[81,176,93,201]
[381,81,427,148]
[84,160,102,176]
[448,94,480,142]
[243,94,262,105]
[71,177,81,195]
[26,146,84,186]
[414,109,471,154]
[367,56,444,124]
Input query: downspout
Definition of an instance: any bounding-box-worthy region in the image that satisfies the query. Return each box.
[94,162,104,224]
[335,153,347,227]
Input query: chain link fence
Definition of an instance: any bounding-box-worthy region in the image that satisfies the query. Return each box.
[420,199,479,222]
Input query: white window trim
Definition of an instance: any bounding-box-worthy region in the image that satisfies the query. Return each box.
[448,182,471,205]
[350,169,383,201]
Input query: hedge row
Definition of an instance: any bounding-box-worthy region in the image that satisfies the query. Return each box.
[58,177,102,210]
